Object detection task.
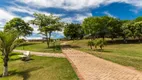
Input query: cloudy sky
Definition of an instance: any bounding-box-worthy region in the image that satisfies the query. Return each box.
[0,0,142,39]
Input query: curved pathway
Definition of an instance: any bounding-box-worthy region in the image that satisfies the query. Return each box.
[14,50,65,58]
[61,45,142,80]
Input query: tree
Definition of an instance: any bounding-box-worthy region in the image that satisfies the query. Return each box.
[4,18,33,37]
[64,23,84,40]
[122,21,138,39]
[31,13,63,47]
[135,16,142,22]
[133,21,142,42]
[82,17,101,39]
[96,16,122,40]
[0,31,24,76]
[96,16,110,40]
[120,20,131,43]
[107,17,122,40]
[83,16,119,40]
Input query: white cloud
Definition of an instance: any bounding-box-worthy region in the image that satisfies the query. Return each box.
[22,16,34,22]
[7,3,64,17]
[76,13,92,22]
[16,0,105,10]
[104,11,116,18]
[61,17,74,23]
[16,0,142,10]
[62,13,92,23]
[8,6,34,15]
[0,8,18,27]
[127,0,142,7]
[0,8,39,34]
[129,9,139,14]
[8,4,64,17]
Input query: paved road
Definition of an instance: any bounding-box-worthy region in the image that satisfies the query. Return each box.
[14,50,65,58]
[62,47,142,80]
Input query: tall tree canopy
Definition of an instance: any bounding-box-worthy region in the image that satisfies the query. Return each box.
[106,17,122,40]
[82,16,122,40]
[133,21,142,42]
[31,13,63,47]
[82,17,101,38]
[64,23,84,40]
[135,16,142,22]
[4,18,33,37]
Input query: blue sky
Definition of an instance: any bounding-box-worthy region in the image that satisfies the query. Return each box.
[0,0,142,39]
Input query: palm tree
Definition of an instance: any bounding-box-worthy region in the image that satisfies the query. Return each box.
[0,31,24,76]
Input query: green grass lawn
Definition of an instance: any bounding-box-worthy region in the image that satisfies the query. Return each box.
[16,41,62,53]
[67,39,142,71]
[0,53,78,80]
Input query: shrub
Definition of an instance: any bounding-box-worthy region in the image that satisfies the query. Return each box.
[94,39,106,50]
[87,40,94,49]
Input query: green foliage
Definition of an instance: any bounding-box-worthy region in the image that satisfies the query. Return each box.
[107,17,122,40]
[82,16,122,40]
[133,21,142,41]
[121,21,134,38]
[0,31,24,55]
[121,20,142,42]
[82,17,101,37]
[94,39,106,50]
[31,13,64,47]
[96,16,110,38]
[87,40,94,49]
[64,23,84,39]
[0,30,24,76]
[135,16,142,22]
[4,18,33,37]
[82,16,142,42]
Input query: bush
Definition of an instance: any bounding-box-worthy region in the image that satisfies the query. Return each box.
[87,40,94,49]
[94,39,106,50]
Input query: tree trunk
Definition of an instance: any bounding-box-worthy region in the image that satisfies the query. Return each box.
[102,36,105,41]
[3,54,9,77]
[45,32,50,48]
[111,37,114,41]
[46,40,50,48]
[138,37,141,42]
[100,46,102,50]
[48,32,52,48]
[123,37,127,43]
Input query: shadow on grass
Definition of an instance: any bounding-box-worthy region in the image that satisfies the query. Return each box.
[93,49,112,53]
[61,45,81,48]
[19,43,39,47]
[9,53,34,61]
[48,45,61,50]
[10,58,21,61]
[107,39,142,45]
[0,67,43,80]
[9,53,21,56]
